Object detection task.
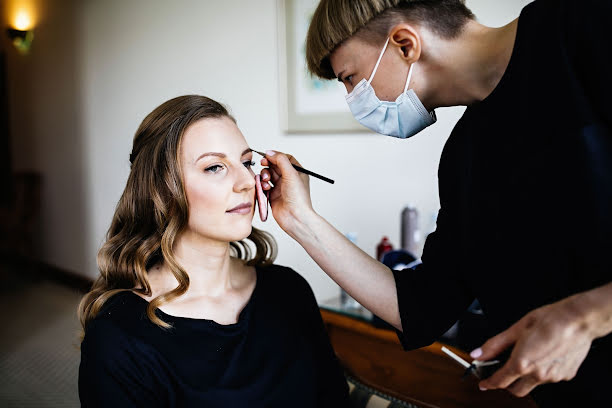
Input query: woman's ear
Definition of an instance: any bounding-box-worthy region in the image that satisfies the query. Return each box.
[389,23,421,64]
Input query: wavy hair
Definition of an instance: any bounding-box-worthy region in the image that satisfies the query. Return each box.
[78,95,277,331]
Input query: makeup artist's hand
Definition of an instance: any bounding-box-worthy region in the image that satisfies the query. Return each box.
[471,292,602,397]
[259,150,403,331]
[259,150,314,235]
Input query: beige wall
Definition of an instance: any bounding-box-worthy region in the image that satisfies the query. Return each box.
[4,0,532,301]
[3,0,90,274]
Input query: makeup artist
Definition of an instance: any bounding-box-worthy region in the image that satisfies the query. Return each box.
[259,0,612,407]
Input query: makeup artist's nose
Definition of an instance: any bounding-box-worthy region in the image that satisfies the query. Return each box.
[234,165,256,193]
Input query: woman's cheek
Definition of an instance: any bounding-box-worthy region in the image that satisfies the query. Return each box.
[187,180,224,214]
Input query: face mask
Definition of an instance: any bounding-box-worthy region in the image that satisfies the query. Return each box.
[345,37,436,138]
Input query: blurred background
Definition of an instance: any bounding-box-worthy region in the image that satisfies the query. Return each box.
[0,0,531,406]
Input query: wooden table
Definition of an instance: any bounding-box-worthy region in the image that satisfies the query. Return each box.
[320,307,538,408]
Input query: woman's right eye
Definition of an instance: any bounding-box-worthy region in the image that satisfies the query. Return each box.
[204,164,224,173]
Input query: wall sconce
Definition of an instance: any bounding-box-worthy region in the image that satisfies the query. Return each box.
[7,28,34,55]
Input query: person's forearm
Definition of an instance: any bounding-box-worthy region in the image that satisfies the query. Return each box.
[289,210,402,330]
[575,281,612,340]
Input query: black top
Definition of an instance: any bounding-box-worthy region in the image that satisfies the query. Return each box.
[394,0,611,406]
[79,264,349,407]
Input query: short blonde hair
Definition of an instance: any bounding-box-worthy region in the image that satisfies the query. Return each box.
[306,0,474,80]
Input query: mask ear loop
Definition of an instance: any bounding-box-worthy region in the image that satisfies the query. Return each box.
[404,63,415,93]
[367,37,390,84]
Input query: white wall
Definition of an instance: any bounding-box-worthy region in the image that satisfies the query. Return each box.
[5,0,532,302]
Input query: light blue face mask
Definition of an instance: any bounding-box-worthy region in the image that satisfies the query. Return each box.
[345,37,436,138]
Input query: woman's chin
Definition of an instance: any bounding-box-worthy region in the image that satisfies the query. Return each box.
[187,221,253,244]
[230,224,253,241]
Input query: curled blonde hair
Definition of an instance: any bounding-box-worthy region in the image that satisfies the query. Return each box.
[78,95,276,331]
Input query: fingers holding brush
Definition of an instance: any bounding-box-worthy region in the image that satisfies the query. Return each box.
[259,162,279,190]
[256,150,314,234]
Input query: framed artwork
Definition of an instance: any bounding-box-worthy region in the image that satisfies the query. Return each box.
[278,0,368,133]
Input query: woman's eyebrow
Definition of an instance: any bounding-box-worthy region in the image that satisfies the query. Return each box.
[195,152,225,163]
[195,148,252,163]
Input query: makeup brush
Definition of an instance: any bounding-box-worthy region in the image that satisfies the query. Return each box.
[251,149,335,184]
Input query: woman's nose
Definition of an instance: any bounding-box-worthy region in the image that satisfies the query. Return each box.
[234,165,256,192]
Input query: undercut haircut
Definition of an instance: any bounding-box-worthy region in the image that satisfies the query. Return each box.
[306,0,474,80]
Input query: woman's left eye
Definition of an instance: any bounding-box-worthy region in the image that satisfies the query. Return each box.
[243,160,255,169]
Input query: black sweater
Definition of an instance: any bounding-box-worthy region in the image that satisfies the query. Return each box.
[79,264,349,407]
[394,0,611,406]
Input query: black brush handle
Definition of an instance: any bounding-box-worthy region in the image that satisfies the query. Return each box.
[251,149,334,184]
[292,165,335,184]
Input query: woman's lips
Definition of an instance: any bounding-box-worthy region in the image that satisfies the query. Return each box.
[226,202,253,214]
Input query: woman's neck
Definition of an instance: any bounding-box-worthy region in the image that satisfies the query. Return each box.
[419,18,519,109]
[148,231,245,299]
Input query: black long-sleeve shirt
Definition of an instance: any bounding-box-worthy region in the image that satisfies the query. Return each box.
[394,0,612,406]
[79,264,349,407]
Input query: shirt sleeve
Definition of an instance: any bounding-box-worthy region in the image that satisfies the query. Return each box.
[561,0,612,258]
[394,207,475,350]
[79,319,165,408]
[562,0,612,130]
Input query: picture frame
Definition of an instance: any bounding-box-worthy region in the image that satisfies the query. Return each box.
[278,0,369,133]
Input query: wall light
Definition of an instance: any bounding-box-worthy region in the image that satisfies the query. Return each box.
[7,28,34,55]
[6,8,36,55]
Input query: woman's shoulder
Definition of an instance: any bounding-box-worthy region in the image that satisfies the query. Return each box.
[258,263,311,288]
[256,263,317,303]
[82,291,151,352]
[90,290,146,323]
[79,293,164,392]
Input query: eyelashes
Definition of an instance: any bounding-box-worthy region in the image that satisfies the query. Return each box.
[338,74,354,85]
[204,164,223,173]
[204,160,255,174]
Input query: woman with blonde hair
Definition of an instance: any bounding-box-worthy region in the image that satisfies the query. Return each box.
[78,95,349,407]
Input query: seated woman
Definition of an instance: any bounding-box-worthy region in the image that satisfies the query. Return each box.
[78,95,349,407]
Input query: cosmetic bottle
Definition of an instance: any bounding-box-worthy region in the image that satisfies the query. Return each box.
[400,206,419,256]
[376,236,393,261]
